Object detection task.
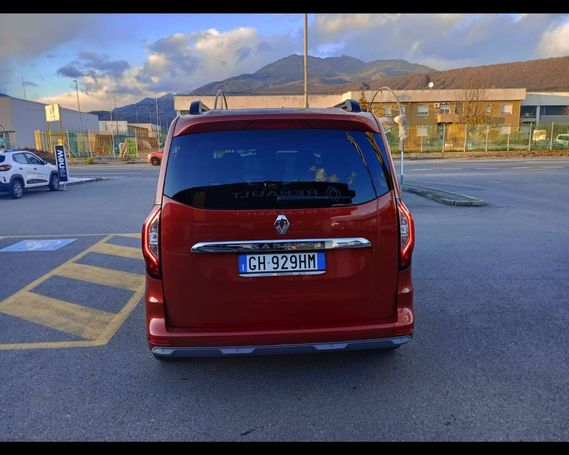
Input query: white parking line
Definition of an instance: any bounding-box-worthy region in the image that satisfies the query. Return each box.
[476,167,499,170]
[512,167,531,170]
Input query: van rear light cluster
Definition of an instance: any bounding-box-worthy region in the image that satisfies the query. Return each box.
[142,205,161,279]
[0,164,12,171]
[397,199,415,269]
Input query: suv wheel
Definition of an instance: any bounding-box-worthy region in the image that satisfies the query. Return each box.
[49,173,60,191]
[151,157,160,166]
[9,179,24,199]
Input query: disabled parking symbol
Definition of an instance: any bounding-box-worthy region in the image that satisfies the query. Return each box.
[0,239,76,252]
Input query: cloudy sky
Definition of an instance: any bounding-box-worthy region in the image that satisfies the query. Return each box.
[1,13,568,111]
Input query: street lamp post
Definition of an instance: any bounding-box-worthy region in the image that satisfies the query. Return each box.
[303,13,309,109]
[155,97,160,146]
[369,86,408,185]
[73,80,83,133]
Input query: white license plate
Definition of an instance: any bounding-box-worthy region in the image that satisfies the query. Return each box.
[238,252,326,276]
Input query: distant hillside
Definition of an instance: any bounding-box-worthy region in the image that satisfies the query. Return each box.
[344,55,569,92]
[188,54,433,95]
[90,93,175,127]
[88,55,569,123]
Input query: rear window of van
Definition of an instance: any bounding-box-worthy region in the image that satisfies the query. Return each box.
[164,128,392,210]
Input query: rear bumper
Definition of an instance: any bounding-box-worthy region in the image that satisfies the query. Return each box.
[145,264,414,357]
[152,335,411,358]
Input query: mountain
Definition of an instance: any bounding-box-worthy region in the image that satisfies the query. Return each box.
[188,54,433,95]
[91,93,175,127]
[88,55,569,123]
[343,55,569,92]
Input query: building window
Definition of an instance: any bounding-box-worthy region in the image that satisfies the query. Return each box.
[439,104,450,114]
[500,104,513,114]
[499,126,511,135]
[485,104,492,114]
[520,106,537,118]
[455,102,463,114]
[541,105,568,116]
[417,105,429,116]
[416,126,428,137]
[383,106,392,116]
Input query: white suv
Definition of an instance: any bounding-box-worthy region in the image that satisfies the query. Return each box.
[0,150,60,199]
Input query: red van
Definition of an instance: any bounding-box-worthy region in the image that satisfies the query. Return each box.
[142,99,415,358]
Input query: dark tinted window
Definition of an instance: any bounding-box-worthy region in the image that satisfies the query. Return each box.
[164,129,390,210]
[542,105,568,116]
[0,155,4,163]
[13,153,28,164]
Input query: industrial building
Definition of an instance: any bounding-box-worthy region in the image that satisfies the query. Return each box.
[0,93,98,150]
[174,89,569,127]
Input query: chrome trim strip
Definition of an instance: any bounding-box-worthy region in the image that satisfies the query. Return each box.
[239,270,325,278]
[191,237,371,253]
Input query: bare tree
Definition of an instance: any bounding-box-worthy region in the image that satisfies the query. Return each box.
[457,85,492,125]
[358,91,369,112]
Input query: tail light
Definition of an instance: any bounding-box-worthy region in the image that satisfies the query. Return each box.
[397,199,415,269]
[0,164,12,171]
[142,205,161,279]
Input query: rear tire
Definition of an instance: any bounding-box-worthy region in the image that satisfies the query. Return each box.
[49,173,60,191]
[151,157,160,166]
[9,179,24,199]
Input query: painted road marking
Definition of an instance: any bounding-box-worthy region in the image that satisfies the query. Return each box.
[91,242,142,259]
[0,239,76,252]
[476,167,499,170]
[0,234,145,351]
[0,291,114,340]
[512,167,531,170]
[0,233,141,239]
[56,262,144,291]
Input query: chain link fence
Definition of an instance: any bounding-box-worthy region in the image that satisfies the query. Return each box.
[384,123,569,153]
[34,130,160,159]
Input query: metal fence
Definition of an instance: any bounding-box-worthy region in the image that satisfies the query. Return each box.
[33,123,569,158]
[34,130,160,158]
[383,122,569,153]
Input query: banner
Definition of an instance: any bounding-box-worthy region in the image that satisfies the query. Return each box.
[54,144,69,182]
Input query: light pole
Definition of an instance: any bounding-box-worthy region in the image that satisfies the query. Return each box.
[155,97,160,146]
[303,13,309,108]
[369,87,408,185]
[73,80,83,133]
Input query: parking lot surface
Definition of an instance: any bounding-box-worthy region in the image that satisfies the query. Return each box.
[1,160,568,441]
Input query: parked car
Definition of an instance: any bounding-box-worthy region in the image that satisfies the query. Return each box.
[147,150,163,166]
[142,99,415,359]
[0,150,60,199]
[555,134,569,148]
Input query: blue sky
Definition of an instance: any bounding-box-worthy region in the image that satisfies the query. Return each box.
[1,13,568,111]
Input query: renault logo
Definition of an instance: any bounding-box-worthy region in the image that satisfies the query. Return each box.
[274,214,290,235]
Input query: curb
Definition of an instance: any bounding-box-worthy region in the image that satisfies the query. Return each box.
[402,184,486,207]
[64,177,106,186]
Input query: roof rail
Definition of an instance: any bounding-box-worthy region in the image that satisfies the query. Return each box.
[189,101,210,115]
[332,99,362,113]
[214,89,229,110]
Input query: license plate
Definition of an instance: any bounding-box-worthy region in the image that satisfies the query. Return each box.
[238,252,326,276]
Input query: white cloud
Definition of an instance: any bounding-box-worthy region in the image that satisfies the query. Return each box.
[536,21,569,58]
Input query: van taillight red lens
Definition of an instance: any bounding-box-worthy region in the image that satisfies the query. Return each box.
[142,206,161,279]
[397,199,415,269]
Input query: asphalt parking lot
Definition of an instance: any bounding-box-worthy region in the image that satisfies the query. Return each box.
[1,158,568,441]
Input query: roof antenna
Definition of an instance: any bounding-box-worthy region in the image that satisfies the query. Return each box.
[214,89,228,110]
